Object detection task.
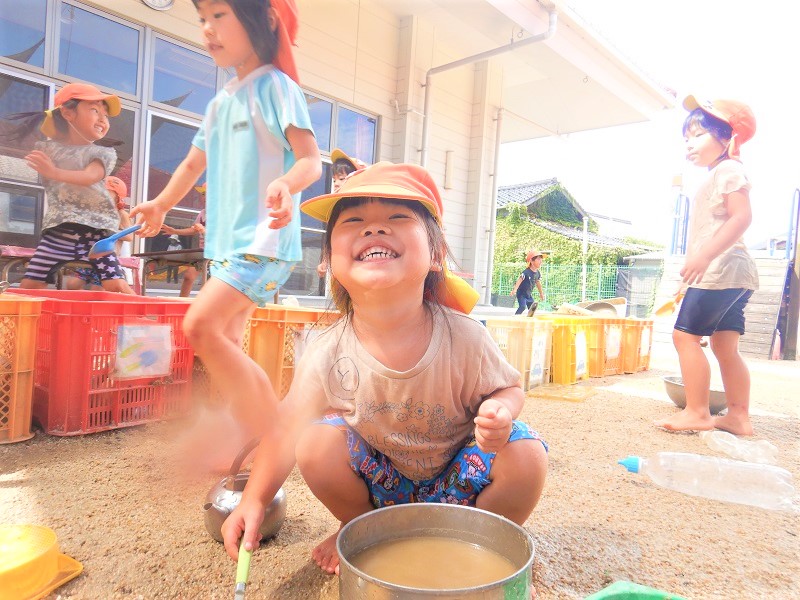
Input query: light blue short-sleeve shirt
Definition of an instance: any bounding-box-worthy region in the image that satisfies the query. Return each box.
[192,65,313,262]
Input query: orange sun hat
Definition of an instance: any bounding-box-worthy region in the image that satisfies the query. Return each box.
[301,162,479,314]
[526,249,547,263]
[331,148,368,172]
[40,82,121,138]
[683,95,755,159]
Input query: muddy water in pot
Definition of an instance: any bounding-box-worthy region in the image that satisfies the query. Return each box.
[338,504,534,599]
[350,536,516,588]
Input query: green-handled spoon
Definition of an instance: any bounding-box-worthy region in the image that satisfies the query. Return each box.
[234,539,253,600]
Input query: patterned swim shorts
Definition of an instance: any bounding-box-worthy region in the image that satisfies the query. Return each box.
[209,254,296,306]
[319,414,548,508]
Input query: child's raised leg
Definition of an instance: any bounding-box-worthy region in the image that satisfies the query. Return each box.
[655,329,714,431]
[101,278,135,294]
[710,330,753,435]
[19,278,48,289]
[295,423,373,575]
[182,278,276,461]
[475,438,547,525]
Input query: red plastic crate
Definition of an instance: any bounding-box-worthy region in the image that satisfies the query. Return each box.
[6,289,194,435]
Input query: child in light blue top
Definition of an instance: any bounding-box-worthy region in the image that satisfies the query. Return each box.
[131,0,321,467]
[192,63,311,263]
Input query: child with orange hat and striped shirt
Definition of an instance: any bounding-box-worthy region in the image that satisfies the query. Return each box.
[655,96,758,435]
[6,82,134,293]
[221,162,548,578]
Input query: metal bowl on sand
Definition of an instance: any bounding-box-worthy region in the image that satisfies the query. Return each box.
[663,375,728,415]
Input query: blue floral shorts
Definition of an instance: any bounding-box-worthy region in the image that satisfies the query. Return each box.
[209,254,296,306]
[319,414,547,508]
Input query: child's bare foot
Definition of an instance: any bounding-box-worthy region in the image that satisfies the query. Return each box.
[654,409,714,432]
[312,529,342,575]
[713,413,753,436]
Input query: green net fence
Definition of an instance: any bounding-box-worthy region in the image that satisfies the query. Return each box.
[494,263,663,317]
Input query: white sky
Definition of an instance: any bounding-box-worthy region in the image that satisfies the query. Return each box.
[497,1,800,248]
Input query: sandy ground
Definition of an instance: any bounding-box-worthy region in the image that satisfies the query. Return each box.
[2,343,799,599]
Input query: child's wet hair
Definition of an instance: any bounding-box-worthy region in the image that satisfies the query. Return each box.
[192,0,278,66]
[333,159,356,178]
[2,99,79,143]
[2,98,121,146]
[683,109,733,146]
[323,197,450,314]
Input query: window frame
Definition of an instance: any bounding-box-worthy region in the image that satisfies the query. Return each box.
[0,65,53,247]
[0,1,382,297]
[0,0,51,75]
[53,0,145,102]
[148,32,216,121]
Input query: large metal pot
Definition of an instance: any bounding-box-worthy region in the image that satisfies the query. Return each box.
[338,504,534,599]
[202,437,287,543]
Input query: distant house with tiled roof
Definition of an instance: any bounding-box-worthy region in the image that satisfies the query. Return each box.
[496,178,587,223]
[497,178,653,253]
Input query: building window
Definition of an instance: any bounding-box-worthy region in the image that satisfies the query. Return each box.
[336,106,376,165]
[58,3,140,95]
[0,72,50,178]
[0,71,48,246]
[144,114,203,251]
[306,93,331,153]
[0,1,381,298]
[106,106,137,193]
[0,186,43,246]
[152,37,216,116]
[0,0,47,69]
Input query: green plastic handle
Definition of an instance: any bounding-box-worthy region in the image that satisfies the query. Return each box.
[236,540,253,584]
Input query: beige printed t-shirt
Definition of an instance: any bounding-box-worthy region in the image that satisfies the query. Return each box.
[289,306,521,481]
[686,159,759,291]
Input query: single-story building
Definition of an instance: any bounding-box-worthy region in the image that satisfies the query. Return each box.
[0,0,674,300]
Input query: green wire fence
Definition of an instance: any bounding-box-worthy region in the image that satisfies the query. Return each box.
[494,264,663,317]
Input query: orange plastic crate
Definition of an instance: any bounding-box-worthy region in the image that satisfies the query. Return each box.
[584,316,626,377]
[6,289,194,435]
[622,318,654,373]
[245,304,340,398]
[0,295,43,443]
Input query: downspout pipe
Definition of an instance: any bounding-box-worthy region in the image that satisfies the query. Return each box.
[420,8,558,167]
[484,109,503,304]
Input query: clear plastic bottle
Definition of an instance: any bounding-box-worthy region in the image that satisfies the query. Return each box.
[699,430,778,465]
[618,452,797,511]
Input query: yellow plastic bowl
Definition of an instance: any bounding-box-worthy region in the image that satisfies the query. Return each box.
[0,524,82,600]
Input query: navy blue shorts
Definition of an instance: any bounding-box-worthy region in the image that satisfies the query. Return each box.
[674,287,753,336]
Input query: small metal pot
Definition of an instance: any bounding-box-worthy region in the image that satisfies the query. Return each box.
[338,504,534,599]
[203,437,287,543]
